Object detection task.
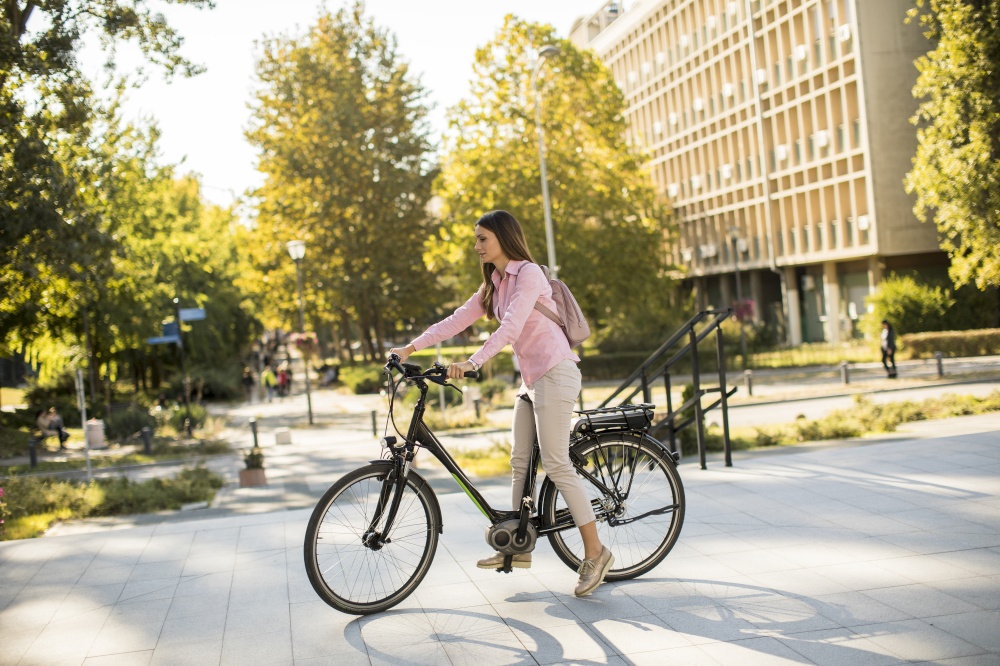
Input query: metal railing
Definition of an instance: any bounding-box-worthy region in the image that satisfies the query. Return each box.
[598,309,737,469]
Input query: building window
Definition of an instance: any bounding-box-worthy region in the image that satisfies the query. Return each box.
[794,139,803,164]
[837,124,847,151]
[852,118,862,146]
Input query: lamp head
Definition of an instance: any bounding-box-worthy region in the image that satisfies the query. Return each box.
[287,240,306,261]
[538,45,561,60]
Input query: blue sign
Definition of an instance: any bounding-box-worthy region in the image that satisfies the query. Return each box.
[147,335,181,346]
[179,308,206,322]
[162,321,179,337]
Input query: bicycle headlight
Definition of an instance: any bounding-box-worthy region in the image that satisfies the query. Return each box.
[379,436,398,449]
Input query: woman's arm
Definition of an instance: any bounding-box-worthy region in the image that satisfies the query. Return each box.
[401,289,486,358]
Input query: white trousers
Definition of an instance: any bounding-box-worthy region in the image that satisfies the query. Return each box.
[510,360,595,526]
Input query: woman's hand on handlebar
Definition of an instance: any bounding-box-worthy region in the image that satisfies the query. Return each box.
[447,361,475,380]
[388,344,414,362]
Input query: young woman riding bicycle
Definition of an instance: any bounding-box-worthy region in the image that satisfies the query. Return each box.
[389,209,614,597]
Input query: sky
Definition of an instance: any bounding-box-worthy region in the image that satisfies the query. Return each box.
[79,1,599,207]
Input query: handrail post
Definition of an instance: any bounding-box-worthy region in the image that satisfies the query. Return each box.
[664,369,677,458]
[640,368,651,404]
[689,327,706,470]
[715,326,732,467]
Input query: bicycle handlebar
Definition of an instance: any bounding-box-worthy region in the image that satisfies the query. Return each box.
[385,354,479,382]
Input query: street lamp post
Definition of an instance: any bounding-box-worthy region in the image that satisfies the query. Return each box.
[286,240,314,425]
[531,45,561,279]
[728,226,748,370]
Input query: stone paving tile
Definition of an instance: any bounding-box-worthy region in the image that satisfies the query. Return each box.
[2,412,999,665]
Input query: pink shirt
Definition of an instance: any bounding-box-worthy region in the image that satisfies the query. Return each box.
[409,260,579,386]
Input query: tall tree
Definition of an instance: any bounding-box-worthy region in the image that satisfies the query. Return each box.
[0,0,213,351]
[431,16,678,350]
[245,2,437,361]
[906,0,1000,290]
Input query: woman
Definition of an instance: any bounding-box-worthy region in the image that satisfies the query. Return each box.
[389,210,613,597]
[881,319,897,378]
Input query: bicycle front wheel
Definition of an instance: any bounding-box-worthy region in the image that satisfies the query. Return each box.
[540,433,685,581]
[303,464,440,615]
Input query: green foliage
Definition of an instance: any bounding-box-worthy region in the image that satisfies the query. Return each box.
[900,328,1000,358]
[168,365,243,402]
[103,407,156,441]
[0,426,32,459]
[1,465,224,540]
[430,16,681,351]
[861,275,953,338]
[906,0,1000,290]
[244,2,437,361]
[1,1,215,352]
[338,363,387,394]
[167,404,208,431]
[243,446,265,470]
[477,378,513,405]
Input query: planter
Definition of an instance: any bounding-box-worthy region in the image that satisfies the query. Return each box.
[239,468,267,488]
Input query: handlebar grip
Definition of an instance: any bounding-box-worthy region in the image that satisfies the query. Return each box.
[464,371,480,379]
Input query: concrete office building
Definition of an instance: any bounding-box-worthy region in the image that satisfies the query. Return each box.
[570,0,945,344]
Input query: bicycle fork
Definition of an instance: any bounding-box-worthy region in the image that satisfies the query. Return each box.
[362,455,410,550]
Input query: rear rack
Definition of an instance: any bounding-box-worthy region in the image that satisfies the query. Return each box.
[573,403,655,436]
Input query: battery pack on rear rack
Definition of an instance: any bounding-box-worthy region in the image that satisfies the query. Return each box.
[572,403,655,436]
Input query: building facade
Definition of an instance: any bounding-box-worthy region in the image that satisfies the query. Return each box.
[570,0,945,344]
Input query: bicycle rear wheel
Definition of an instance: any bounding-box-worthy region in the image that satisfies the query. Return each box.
[303,464,439,614]
[540,433,685,581]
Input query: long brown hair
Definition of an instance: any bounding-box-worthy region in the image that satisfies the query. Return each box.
[476,210,535,320]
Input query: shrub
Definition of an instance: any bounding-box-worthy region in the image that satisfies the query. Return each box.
[103,406,157,441]
[244,446,265,469]
[0,466,224,539]
[478,378,513,405]
[900,328,1000,359]
[861,275,953,339]
[167,366,242,402]
[0,425,32,459]
[338,363,387,394]
[168,404,208,431]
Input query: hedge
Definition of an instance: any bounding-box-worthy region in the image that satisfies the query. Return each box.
[900,328,1000,359]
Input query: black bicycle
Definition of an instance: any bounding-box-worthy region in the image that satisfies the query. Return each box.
[303,355,686,615]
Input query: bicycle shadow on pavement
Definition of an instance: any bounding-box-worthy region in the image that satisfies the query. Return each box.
[343,578,897,665]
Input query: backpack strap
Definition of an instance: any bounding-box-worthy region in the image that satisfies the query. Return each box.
[530,264,565,327]
[534,302,564,328]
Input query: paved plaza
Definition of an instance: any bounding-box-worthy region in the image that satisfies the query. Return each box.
[1,409,999,665]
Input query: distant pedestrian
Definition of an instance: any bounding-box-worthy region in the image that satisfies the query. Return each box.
[881,320,897,378]
[47,407,70,450]
[35,409,57,447]
[261,365,277,402]
[277,365,290,398]
[241,367,256,403]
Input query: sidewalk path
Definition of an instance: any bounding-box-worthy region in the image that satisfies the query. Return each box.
[1,412,998,665]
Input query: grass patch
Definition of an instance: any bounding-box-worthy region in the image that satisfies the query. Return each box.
[444,440,512,478]
[749,342,877,369]
[0,387,26,408]
[684,390,1000,454]
[0,439,231,475]
[0,465,224,540]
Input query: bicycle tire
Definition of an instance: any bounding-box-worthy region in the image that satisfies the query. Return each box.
[303,464,439,615]
[539,433,685,581]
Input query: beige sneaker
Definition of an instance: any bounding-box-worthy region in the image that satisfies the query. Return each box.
[476,551,531,569]
[574,546,614,597]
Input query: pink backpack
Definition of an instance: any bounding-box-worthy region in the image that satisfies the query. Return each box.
[533,265,591,348]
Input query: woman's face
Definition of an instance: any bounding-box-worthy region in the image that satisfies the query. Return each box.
[474,225,506,265]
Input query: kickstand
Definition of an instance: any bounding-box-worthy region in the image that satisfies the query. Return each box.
[496,554,514,574]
